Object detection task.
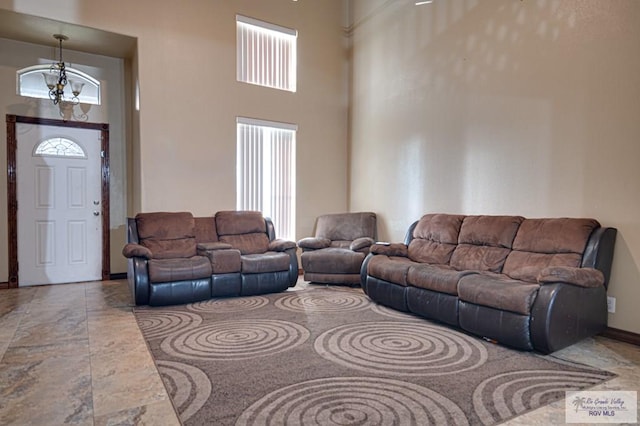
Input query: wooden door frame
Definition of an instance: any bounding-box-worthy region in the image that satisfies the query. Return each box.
[6,114,110,288]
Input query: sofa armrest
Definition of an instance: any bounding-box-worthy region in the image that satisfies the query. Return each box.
[122,243,152,259]
[197,243,239,273]
[537,266,604,288]
[128,256,150,305]
[197,242,233,252]
[350,237,375,252]
[297,237,331,250]
[370,243,408,257]
[199,248,242,274]
[531,282,607,353]
[269,239,297,252]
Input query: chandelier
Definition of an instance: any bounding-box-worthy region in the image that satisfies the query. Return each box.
[42,34,84,106]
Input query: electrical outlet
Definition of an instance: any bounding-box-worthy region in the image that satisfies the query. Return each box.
[607,296,616,313]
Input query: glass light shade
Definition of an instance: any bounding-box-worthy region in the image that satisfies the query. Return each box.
[70,80,85,97]
[42,72,58,89]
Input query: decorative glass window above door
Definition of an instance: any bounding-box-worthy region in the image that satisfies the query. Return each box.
[34,137,87,158]
[17,65,101,105]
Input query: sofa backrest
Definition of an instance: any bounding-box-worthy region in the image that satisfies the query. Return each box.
[135,212,197,259]
[408,214,465,264]
[215,210,270,254]
[502,218,600,282]
[194,216,219,243]
[450,215,524,272]
[315,212,377,247]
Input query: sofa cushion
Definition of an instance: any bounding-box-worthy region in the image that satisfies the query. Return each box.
[502,252,583,283]
[450,216,524,272]
[142,238,197,259]
[215,210,266,235]
[407,264,474,295]
[148,256,212,283]
[511,218,599,253]
[197,242,232,251]
[136,211,195,240]
[215,211,270,254]
[194,216,218,243]
[457,273,540,315]
[370,243,408,257]
[537,266,604,288]
[367,255,415,286]
[219,233,270,255]
[408,214,464,264]
[302,248,366,274]
[136,212,197,259]
[314,212,377,241]
[459,215,524,248]
[450,245,512,273]
[241,252,290,274]
[503,218,599,282]
[330,240,352,249]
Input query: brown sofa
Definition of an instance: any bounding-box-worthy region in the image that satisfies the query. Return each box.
[361,213,617,353]
[298,212,377,285]
[123,211,298,306]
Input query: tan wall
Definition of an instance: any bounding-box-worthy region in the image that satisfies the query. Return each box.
[0,0,349,277]
[349,0,640,334]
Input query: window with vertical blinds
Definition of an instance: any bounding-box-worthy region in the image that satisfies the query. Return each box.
[237,117,297,241]
[236,15,297,92]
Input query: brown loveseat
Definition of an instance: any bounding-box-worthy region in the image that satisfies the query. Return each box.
[298,212,377,285]
[123,211,298,306]
[361,214,617,353]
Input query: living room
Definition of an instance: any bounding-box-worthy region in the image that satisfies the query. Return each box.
[0,0,638,424]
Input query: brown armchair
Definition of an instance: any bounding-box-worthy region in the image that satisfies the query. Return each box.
[298,212,377,286]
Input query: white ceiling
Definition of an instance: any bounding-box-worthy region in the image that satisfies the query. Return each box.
[0,8,136,58]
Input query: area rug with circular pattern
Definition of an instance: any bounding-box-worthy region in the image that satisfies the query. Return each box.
[133,286,615,425]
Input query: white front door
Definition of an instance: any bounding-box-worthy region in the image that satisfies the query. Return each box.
[16,123,103,286]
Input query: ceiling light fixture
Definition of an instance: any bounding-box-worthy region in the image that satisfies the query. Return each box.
[42,34,84,106]
[415,0,434,5]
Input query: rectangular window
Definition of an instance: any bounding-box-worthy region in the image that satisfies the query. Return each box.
[237,117,297,241]
[236,15,297,92]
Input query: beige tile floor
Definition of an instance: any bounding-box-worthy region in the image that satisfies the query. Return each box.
[0,279,638,425]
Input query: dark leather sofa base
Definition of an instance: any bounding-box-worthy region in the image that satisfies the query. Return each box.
[365,277,533,350]
[406,286,459,327]
[211,273,242,297]
[530,283,607,354]
[458,301,533,351]
[304,271,361,286]
[148,278,211,306]
[242,271,290,296]
[366,277,409,312]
